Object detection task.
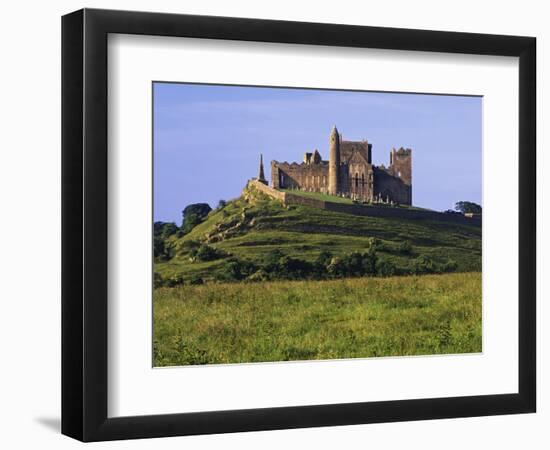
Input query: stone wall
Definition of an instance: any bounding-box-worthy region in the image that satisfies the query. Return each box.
[247,179,287,202]
[271,161,330,192]
[373,168,411,205]
[246,180,480,227]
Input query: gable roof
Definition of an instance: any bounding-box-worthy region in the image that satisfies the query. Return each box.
[347,149,370,167]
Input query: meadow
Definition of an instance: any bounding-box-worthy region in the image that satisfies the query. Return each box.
[153,272,482,366]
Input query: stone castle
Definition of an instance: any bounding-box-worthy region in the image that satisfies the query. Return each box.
[257,126,412,205]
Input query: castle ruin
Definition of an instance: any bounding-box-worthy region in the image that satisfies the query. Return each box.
[265,126,412,205]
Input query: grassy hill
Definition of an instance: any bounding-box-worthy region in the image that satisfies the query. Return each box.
[155,184,481,284]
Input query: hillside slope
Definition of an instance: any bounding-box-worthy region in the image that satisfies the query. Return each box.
[155,185,481,283]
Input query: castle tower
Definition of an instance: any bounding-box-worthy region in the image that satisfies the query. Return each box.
[258,153,267,184]
[328,126,340,195]
[389,147,413,204]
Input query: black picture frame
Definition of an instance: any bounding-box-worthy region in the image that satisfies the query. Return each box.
[61,8,536,442]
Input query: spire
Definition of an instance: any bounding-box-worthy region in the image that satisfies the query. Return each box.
[258,153,267,184]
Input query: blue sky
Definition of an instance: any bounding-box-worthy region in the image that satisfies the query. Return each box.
[154,82,482,224]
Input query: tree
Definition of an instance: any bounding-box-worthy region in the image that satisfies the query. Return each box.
[376,258,396,277]
[316,250,333,268]
[153,222,177,260]
[181,203,212,234]
[361,247,378,275]
[327,257,346,278]
[263,249,285,271]
[344,251,364,276]
[217,199,227,209]
[193,243,226,262]
[455,201,482,214]
[217,258,257,281]
[398,240,412,254]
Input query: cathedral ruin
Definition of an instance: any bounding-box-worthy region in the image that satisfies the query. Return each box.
[260,126,412,205]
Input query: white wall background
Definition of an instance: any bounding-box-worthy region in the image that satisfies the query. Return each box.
[0,0,546,448]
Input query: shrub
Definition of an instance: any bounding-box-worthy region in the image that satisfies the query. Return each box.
[247,269,270,282]
[441,258,458,273]
[316,250,333,268]
[274,256,313,280]
[194,244,217,261]
[154,221,179,239]
[413,255,438,274]
[368,237,381,250]
[180,239,201,255]
[164,274,184,287]
[193,244,226,262]
[398,240,412,254]
[376,258,397,277]
[343,251,364,276]
[361,248,378,276]
[263,249,285,271]
[216,258,257,282]
[189,275,204,285]
[153,236,174,261]
[153,272,164,289]
[154,236,166,259]
[327,257,346,278]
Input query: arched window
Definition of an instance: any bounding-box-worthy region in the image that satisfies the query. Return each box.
[355,172,359,188]
[361,173,365,186]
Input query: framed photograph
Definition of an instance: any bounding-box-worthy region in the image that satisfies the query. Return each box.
[61,8,536,441]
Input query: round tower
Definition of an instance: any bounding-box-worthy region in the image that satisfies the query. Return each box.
[328,126,340,195]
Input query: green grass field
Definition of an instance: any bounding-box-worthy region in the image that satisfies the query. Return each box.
[154,272,482,366]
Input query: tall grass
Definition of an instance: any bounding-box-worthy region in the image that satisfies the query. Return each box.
[154,272,481,366]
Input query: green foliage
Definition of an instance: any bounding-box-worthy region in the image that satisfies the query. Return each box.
[216,258,257,282]
[153,272,164,289]
[179,239,201,255]
[154,221,178,239]
[153,221,178,260]
[362,247,378,275]
[153,236,167,260]
[316,250,333,267]
[181,203,212,234]
[376,258,397,277]
[153,272,482,366]
[192,243,227,262]
[263,249,285,270]
[413,255,438,274]
[412,255,458,275]
[455,201,482,214]
[247,269,270,282]
[164,274,184,288]
[326,257,346,277]
[398,240,413,254]
[188,275,204,285]
[276,256,314,279]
